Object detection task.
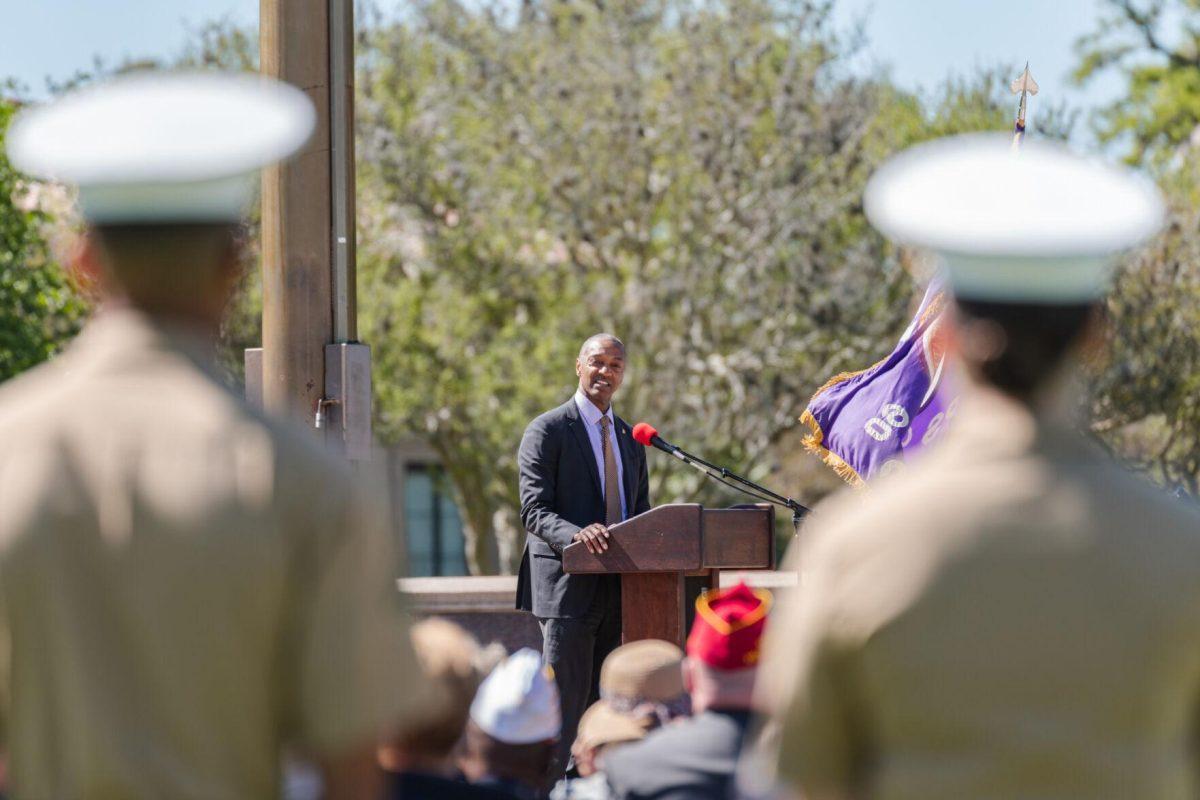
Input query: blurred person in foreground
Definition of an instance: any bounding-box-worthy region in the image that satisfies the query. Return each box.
[758,134,1200,800]
[552,639,685,800]
[379,618,503,799]
[460,648,562,799]
[0,72,436,799]
[605,583,770,800]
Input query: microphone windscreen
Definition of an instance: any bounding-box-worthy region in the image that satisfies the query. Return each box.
[631,422,658,447]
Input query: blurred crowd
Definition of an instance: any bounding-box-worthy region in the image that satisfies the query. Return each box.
[370,582,772,800]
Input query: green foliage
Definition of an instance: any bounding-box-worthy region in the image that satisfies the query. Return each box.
[355,1,1036,572]
[1074,0,1200,166]
[0,98,85,382]
[1091,197,1200,494]
[1071,1,1200,494]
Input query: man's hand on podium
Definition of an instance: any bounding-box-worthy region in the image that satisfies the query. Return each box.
[573,523,611,554]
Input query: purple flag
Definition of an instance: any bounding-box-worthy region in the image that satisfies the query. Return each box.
[800,282,957,486]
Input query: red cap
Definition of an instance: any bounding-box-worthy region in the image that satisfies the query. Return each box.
[686,582,772,670]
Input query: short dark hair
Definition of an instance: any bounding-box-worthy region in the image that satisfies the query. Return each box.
[954,298,1096,400]
[90,222,244,308]
[578,333,625,359]
[92,222,243,263]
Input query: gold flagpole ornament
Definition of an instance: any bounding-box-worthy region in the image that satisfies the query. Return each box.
[1010,63,1039,150]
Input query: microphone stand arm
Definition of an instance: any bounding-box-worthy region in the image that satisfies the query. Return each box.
[664,446,811,533]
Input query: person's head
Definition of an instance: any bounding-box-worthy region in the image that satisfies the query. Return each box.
[6,71,314,332]
[863,133,1164,405]
[461,720,555,791]
[684,583,771,713]
[74,223,246,327]
[459,648,560,793]
[951,298,1100,403]
[571,700,652,778]
[576,334,626,412]
[378,618,486,775]
[600,639,689,724]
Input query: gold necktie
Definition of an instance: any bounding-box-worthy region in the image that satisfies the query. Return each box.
[600,416,621,525]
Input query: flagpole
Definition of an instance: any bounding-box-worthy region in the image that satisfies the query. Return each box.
[1010,62,1038,150]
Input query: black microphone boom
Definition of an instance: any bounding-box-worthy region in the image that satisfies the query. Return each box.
[637,428,810,531]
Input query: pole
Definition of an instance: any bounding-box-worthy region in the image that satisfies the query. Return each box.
[329,0,357,343]
[259,0,360,442]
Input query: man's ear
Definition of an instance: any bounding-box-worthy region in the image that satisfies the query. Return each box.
[575,358,583,379]
[69,229,108,299]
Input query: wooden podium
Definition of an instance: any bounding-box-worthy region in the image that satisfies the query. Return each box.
[562,504,775,646]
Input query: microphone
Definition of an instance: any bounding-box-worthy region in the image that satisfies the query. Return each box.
[631,422,679,455]
[631,421,811,529]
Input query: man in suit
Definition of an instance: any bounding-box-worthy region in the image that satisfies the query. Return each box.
[517,333,652,779]
[759,136,1200,799]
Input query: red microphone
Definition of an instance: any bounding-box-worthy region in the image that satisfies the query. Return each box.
[632,422,679,454]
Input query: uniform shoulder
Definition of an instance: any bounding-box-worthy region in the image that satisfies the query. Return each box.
[0,353,78,434]
[1089,459,1200,552]
[239,400,357,495]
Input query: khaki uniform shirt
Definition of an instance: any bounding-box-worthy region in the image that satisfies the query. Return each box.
[761,387,1200,800]
[0,310,429,799]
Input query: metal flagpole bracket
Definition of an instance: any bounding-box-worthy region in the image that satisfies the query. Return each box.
[323,343,373,461]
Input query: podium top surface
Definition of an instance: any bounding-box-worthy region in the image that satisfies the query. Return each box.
[563,503,774,575]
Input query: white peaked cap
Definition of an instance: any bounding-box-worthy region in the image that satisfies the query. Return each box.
[7,71,315,223]
[469,648,561,745]
[864,133,1165,302]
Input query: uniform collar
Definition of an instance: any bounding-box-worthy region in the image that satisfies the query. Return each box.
[574,389,615,427]
[68,305,222,381]
[942,377,1098,465]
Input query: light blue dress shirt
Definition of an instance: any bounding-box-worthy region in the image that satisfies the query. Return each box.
[574,389,628,521]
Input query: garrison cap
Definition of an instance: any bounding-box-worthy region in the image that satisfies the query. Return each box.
[469,648,561,745]
[7,71,314,223]
[864,133,1165,303]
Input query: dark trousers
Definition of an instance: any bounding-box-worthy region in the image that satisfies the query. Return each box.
[538,575,622,782]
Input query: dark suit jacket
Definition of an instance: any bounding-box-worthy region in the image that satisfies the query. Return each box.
[516,396,651,618]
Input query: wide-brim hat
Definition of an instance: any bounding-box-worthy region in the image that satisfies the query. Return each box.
[573,700,652,755]
[600,639,685,704]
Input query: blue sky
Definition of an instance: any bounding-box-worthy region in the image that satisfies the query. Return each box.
[2,0,1123,138]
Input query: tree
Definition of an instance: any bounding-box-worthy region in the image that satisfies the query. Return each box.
[1072,1,1200,495]
[0,96,86,382]
[1074,0,1200,167]
[1090,199,1200,494]
[354,0,1047,573]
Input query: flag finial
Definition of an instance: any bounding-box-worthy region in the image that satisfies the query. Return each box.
[1010,63,1038,148]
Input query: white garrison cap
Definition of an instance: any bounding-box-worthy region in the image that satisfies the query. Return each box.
[865,133,1165,302]
[469,648,561,745]
[7,71,314,223]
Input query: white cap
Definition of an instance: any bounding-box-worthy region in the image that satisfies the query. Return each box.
[864,133,1165,302]
[469,648,561,745]
[7,71,315,223]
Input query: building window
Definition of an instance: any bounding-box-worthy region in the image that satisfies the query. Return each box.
[404,464,468,577]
